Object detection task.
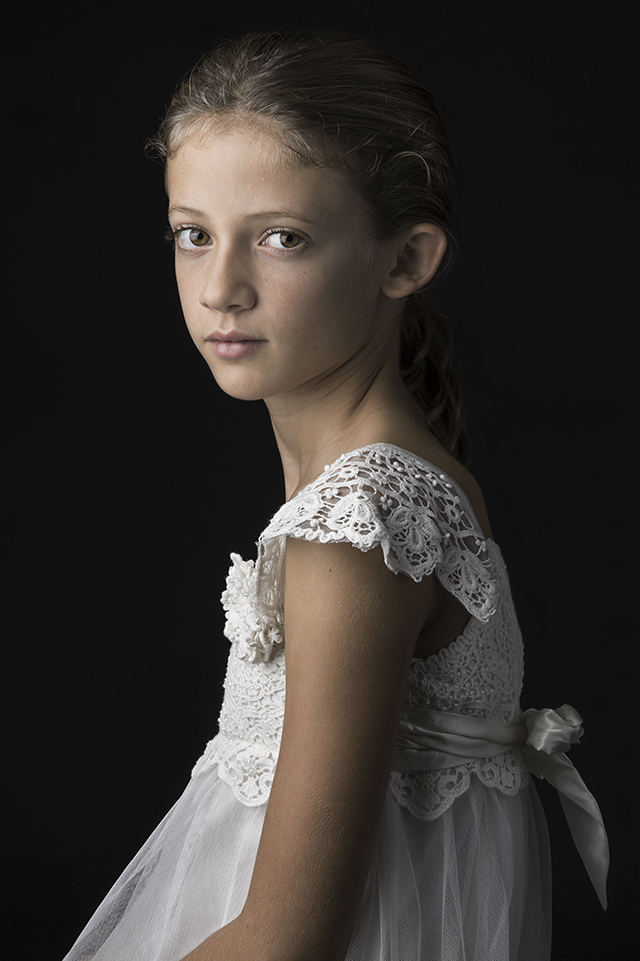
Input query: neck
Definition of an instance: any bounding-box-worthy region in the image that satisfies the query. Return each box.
[265,355,425,501]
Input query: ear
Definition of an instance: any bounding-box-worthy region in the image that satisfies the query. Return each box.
[380,224,448,299]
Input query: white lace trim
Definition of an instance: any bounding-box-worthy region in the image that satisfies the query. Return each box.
[192,444,528,817]
[388,752,530,821]
[192,647,286,807]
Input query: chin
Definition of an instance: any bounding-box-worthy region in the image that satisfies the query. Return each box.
[211,375,270,403]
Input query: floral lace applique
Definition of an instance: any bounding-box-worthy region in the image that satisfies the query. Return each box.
[221,554,284,663]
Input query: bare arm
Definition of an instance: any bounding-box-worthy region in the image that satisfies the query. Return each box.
[182,537,437,961]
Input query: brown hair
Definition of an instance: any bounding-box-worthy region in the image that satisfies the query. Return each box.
[148,31,470,464]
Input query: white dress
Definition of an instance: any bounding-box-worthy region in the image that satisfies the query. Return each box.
[63,443,604,961]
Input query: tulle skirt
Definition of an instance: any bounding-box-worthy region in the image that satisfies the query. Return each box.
[62,766,551,961]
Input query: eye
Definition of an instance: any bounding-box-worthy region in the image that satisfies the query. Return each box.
[174,226,212,250]
[263,229,305,251]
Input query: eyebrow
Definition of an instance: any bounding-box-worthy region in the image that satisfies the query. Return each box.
[167,204,321,226]
[167,205,207,219]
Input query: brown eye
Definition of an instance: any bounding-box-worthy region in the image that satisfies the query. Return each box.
[176,227,211,249]
[186,228,211,247]
[265,230,304,250]
[279,231,301,248]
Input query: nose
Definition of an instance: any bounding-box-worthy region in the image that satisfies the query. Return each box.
[198,244,256,313]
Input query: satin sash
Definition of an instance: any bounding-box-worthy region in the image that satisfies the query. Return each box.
[393,703,609,909]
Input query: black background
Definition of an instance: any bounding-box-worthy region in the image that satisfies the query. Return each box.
[6,1,635,958]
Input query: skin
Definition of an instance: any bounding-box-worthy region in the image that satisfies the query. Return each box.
[167,122,493,961]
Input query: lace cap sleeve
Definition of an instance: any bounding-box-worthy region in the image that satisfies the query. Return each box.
[258,445,497,621]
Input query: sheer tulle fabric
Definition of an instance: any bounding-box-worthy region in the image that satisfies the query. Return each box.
[63,767,551,961]
[64,771,263,961]
[349,779,551,961]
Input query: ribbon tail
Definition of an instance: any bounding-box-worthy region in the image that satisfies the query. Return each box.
[527,748,609,909]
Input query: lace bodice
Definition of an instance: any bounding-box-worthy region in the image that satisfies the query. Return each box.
[191,444,529,818]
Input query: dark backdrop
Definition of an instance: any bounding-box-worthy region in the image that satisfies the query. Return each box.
[6,2,635,958]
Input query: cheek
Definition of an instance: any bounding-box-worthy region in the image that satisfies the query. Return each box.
[175,269,200,319]
[174,274,204,346]
[301,255,361,311]
[175,264,192,302]
[308,259,373,333]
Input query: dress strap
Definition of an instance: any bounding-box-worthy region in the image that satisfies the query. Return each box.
[393,704,609,909]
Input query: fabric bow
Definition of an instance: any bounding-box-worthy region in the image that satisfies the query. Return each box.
[522,703,584,754]
[520,705,609,910]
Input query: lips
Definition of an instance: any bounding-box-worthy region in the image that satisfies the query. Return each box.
[206,330,260,343]
[205,330,266,359]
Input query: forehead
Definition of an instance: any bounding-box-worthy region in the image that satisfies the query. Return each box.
[166,123,352,220]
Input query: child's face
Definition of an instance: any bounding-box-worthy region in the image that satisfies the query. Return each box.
[166,124,400,406]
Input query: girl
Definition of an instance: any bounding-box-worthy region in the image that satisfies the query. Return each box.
[62,30,608,961]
